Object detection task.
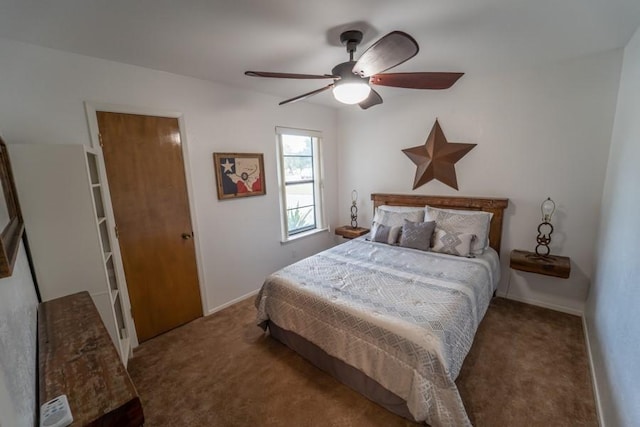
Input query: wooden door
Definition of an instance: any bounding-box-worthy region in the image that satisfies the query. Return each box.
[96,112,202,342]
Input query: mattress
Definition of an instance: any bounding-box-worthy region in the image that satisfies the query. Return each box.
[256,237,500,426]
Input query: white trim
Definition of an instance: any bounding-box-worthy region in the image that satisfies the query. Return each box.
[275,134,288,241]
[175,113,209,314]
[206,289,260,316]
[582,316,606,427]
[84,101,210,344]
[276,126,322,138]
[275,129,326,241]
[495,292,584,316]
[280,227,329,244]
[313,134,326,236]
[85,131,141,348]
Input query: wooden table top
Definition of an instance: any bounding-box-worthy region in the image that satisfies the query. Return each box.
[38,291,143,426]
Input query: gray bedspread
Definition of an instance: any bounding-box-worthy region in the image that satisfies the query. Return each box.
[256,238,499,426]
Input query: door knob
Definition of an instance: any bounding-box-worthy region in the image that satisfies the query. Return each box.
[182,233,192,240]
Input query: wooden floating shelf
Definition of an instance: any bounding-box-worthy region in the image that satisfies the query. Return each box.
[510,249,571,279]
[334,225,369,239]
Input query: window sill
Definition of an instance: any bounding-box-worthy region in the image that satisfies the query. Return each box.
[281,227,329,244]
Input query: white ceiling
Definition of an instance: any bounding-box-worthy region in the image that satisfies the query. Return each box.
[0,0,639,108]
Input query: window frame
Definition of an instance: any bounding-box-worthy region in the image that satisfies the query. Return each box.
[276,127,326,242]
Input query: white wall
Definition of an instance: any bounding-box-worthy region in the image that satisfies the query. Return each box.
[0,38,339,316]
[0,244,38,427]
[337,49,622,314]
[585,25,640,427]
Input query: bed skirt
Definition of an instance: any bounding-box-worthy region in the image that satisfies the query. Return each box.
[267,320,420,424]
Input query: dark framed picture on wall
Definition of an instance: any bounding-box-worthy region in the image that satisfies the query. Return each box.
[213,152,266,200]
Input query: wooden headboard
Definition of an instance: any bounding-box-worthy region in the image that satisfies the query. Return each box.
[371,194,509,254]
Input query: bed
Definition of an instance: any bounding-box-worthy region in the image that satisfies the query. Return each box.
[256,194,509,426]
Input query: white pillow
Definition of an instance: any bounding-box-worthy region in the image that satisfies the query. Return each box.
[431,229,475,257]
[370,206,425,243]
[424,206,492,255]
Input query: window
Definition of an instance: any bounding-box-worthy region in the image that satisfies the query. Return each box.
[276,127,325,241]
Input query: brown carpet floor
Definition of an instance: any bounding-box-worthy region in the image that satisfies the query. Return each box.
[128,297,597,426]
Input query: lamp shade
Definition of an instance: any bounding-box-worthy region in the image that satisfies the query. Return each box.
[333,82,371,104]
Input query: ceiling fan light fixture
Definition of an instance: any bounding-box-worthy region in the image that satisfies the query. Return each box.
[333,81,371,104]
[245,30,464,109]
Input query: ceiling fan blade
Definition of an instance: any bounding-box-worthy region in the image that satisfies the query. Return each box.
[352,31,419,78]
[370,72,464,89]
[245,71,338,79]
[359,89,383,110]
[279,84,334,106]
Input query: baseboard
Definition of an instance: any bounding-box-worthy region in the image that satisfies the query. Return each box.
[582,316,606,427]
[496,293,584,316]
[206,289,260,316]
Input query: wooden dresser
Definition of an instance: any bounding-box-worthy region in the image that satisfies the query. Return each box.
[38,291,144,426]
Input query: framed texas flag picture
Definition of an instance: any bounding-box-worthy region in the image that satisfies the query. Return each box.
[213,152,266,200]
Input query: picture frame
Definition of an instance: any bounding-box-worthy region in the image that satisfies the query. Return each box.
[213,152,266,200]
[0,136,25,278]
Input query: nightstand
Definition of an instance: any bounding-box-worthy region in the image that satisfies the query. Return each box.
[510,249,571,279]
[334,225,369,239]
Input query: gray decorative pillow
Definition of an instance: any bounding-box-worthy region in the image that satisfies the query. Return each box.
[371,224,401,245]
[431,228,475,257]
[425,206,492,255]
[399,220,436,252]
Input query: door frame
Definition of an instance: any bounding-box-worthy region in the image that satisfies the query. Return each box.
[84,101,209,348]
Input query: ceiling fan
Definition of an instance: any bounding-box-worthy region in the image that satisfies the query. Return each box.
[245,30,464,110]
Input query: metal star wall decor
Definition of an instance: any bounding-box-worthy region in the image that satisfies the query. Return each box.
[402,119,476,190]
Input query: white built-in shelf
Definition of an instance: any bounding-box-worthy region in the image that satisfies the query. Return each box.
[120,336,131,360]
[8,144,134,365]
